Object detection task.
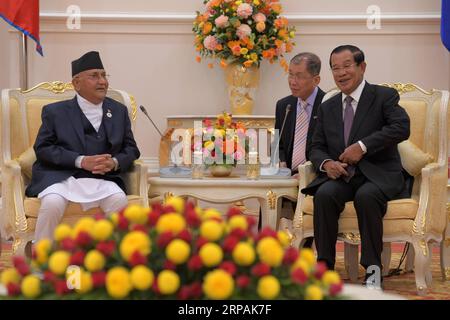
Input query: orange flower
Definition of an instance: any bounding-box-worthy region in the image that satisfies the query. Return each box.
[196,56,202,63]
[274,17,288,29]
[275,39,284,48]
[203,22,213,35]
[208,63,214,69]
[215,44,223,51]
[262,49,276,60]
[271,2,282,14]
[243,60,254,68]
[220,60,228,68]
[278,29,288,40]
[227,40,241,49]
[196,44,204,52]
[232,45,242,56]
[286,42,294,53]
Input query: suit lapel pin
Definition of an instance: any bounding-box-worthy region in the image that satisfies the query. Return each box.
[106,109,112,118]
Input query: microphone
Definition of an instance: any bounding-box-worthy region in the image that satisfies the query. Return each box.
[140,105,191,177]
[262,104,292,176]
[140,105,164,138]
[272,104,291,165]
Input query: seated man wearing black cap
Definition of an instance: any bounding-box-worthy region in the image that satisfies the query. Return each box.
[26,51,141,242]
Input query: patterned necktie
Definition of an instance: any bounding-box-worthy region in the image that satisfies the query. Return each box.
[343,96,355,182]
[291,101,309,171]
[343,96,354,146]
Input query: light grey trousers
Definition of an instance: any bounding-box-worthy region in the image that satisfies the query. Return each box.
[34,192,128,242]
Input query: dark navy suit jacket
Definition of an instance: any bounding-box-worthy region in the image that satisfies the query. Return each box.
[25,96,140,197]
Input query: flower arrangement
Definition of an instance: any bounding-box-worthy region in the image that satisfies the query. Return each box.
[193,0,296,70]
[0,197,344,300]
[193,112,248,168]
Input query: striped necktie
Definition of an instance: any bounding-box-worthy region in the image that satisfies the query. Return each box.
[343,96,356,182]
[291,100,309,171]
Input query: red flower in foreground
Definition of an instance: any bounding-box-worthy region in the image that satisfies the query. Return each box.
[190,282,203,299]
[222,235,239,253]
[178,285,191,300]
[314,261,328,280]
[236,275,251,288]
[187,255,203,271]
[70,251,86,266]
[60,238,77,251]
[251,263,271,277]
[283,247,299,265]
[329,282,343,296]
[291,268,308,285]
[96,240,116,257]
[75,231,92,247]
[54,279,70,296]
[129,251,147,267]
[226,207,242,218]
[6,283,21,296]
[157,232,174,248]
[92,271,106,288]
[219,261,237,276]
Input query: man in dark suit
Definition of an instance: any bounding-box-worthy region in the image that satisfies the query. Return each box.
[26,51,140,242]
[273,53,325,247]
[302,45,410,286]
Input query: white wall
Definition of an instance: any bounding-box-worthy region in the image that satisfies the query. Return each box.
[1,0,448,161]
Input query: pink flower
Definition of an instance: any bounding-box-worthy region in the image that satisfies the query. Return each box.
[237,3,253,19]
[203,35,219,51]
[215,15,229,28]
[256,21,266,33]
[236,24,252,40]
[276,43,286,56]
[253,13,267,23]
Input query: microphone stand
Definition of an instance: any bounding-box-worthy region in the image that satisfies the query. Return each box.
[139,105,189,176]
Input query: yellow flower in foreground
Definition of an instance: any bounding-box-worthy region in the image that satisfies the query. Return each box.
[156,213,186,235]
[277,230,290,247]
[257,275,280,300]
[21,275,41,298]
[72,217,96,237]
[54,224,72,241]
[291,258,311,276]
[1,268,21,285]
[84,250,106,272]
[165,196,185,213]
[120,231,151,261]
[48,251,71,275]
[157,270,180,295]
[299,248,316,267]
[305,284,324,300]
[322,271,341,286]
[256,237,284,267]
[124,205,148,224]
[131,266,154,291]
[166,239,191,265]
[75,271,93,294]
[203,269,234,300]
[93,220,114,241]
[200,220,223,241]
[232,242,255,266]
[106,267,132,299]
[110,212,119,226]
[199,243,223,267]
[202,208,222,221]
[35,239,52,264]
[228,215,248,232]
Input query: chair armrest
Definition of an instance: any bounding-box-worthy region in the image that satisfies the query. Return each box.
[414,162,448,237]
[123,160,149,207]
[0,160,27,238]
[298,161,317,189]
[292,161,316,232]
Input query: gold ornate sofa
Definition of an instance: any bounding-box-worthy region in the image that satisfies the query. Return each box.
[291,83,449,295]
[0,82,149,255]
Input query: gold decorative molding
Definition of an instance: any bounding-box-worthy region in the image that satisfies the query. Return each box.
[444,238,450,247]
[338,232,361,243]
[445,267,450,281]
[167,120,184,127]
[267,190,277,210]
[164,192,174,202]
[129,95,137,122]
[240,120,274,128]
[419,239,428,256]
[379,83,433,95]
[21,81,74,94]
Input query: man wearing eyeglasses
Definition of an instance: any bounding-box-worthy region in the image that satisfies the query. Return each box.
[273,52,325,247]
[26,51,140,243]
[302,45,410,287]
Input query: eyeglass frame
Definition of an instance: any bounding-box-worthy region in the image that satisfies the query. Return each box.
[77,72,111,81]
[287,72,319,82]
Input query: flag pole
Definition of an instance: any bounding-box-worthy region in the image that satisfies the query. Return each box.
[19,33,28,91]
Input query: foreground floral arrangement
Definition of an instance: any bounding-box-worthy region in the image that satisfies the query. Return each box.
[193,0,296,70]
[1,197,343,299]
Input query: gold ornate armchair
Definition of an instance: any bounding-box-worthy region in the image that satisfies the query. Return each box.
[291,84,449,295]
[0,82,149,255]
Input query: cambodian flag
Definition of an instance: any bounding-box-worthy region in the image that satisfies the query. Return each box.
[0,0,43,55]
[442,0,450,51]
